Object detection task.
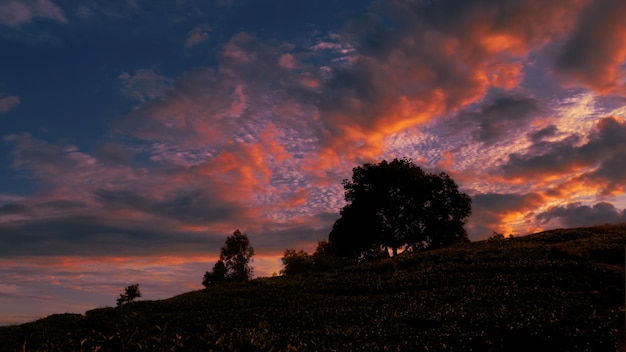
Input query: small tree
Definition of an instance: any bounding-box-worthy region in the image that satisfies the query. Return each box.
[203,230,255,287]
[116,284,141,306]
[221,229,255,281]
[202,260,228,287]
[281,249,314,275]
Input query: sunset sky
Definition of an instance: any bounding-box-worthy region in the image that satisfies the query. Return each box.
[1,0,625,324]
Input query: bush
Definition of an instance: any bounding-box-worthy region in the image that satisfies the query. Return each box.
[116,284,141,306]
[281,249,314,275]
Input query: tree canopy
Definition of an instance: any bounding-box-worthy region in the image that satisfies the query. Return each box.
[203,229,254,287]
[329,158,471,260]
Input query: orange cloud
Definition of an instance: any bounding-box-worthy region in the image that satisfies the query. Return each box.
[471,192,546,237]
[554,0,626,95]
[278,53,295,69]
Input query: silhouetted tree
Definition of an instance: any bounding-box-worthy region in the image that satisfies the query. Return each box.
[116,284,141,306]
[281,249,314,275]
[329,158,471,260]
[203,230,255,287]
[221,229,255,281]
[202,260,228,287]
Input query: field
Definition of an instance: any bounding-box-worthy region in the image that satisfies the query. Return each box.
[1,225,624,351]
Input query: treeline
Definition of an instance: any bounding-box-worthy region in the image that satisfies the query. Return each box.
[203,158,472,283]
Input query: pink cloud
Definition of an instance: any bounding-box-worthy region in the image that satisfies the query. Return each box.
[185,23,211,48]
[0,95,20,114]
[304,0,588,168]
[0,0,67,27]
[278,53,295,69]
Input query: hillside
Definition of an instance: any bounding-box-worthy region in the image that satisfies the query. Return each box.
[1,225,624,351]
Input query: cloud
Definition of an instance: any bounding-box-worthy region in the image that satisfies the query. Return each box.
[307,0,587,163]
[537,202,626,228]
[503,117,626,179]
[93,188,238,225]
[185,23,211,48]
[458,95,544,144]
[74,1,145,20]
[118,69,173,103]
[470,192,544,237]
[3,0,625,266]
[94,142,134,166]
[0,203,29,215]
[1,129,331,259]
[528,125,559,143]
[554,0,626,95]
[0,0,67,27]
[0,95,20,114]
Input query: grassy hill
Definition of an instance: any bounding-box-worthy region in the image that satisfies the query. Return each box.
[1,225,624,351]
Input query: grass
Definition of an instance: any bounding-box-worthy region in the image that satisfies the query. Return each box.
[0,225,624,351]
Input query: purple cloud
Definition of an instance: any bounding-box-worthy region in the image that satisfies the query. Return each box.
[537,202,626,228]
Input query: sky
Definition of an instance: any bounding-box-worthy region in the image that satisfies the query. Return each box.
[0,0,625,325]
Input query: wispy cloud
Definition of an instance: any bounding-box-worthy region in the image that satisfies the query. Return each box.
[0,94,19,114]
[0,0,67,27]
[118,69,173,104]
[185,23,211,47]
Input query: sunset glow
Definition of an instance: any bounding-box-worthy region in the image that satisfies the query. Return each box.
[1,0,625,324]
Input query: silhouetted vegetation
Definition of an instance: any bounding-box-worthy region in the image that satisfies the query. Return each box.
[329,158,471,260]
[281,249,313,275]
[203,230,255,288]
[1,225,623,351]
[116,284,141,307]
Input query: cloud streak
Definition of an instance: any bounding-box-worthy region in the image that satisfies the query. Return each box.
[0,0,66,27]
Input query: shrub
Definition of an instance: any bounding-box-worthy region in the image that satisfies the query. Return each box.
[116,284,141,306]
[281,249,314,275]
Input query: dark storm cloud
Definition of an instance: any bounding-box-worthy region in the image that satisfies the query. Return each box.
[0,203,30,215]
[252,224,332,253]
[554,0,626,94]
[474,193,543,211]
[503,117,626,191]
[583,153,626,196]
[0,214,223,257]
[34,200,87,211]
[528,125,558,143]
[537,202,626,228]
[93,188,237,224]
[458,95,544,144]
[95,143,134,166]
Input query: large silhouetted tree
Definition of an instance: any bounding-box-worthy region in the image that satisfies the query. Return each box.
[329,158,471,260]
[203,229,255,287]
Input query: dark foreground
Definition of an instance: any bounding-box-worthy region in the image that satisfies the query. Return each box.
[1,225,624,351]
